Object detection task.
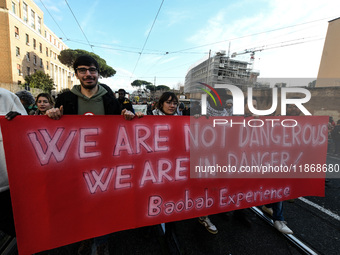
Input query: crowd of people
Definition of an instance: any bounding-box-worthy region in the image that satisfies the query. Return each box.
[0,53,322,254]
[328,116,340,156]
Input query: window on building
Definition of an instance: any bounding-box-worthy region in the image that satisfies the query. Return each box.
[33,39,36,49]
[31,10,35,29]
[26,52,30,61]
[37,16,41,34]
[14,26,19,38]
[49,35,52,42]
[27,67,30,75]
[39,43,42,53]
[46,47,48,56]
[16,47,20,56]
[54,38,56,46]
[12,2,16,14]
[25,34,29,45]
[33,55,37,65]
[17,64,21,75]
[40,58,43,67]
[34,68,37,73]
[23,2,28,22]
[46,61,49,70]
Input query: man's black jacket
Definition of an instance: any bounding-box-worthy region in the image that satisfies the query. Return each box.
[55,84,121,115]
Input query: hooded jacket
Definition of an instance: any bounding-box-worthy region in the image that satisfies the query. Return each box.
[55,84,121,115]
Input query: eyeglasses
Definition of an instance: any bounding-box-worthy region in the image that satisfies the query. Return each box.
[165,101,178,106]
[76,67,98,74]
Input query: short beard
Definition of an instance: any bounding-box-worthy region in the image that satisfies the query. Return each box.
[81,83,97,90]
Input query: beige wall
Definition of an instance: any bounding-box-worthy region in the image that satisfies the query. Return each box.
[0,0,75,91]
[0,3,12,83]
[0,82,42,96]
[316,17,340,87]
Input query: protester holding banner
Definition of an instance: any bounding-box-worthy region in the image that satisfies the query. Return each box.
[32,93,54,115]
[0,88,27,238]
[259,98,294,234]
[15,90,37,115]
[152,92,178,115]
[46,55,141,121]
[0,93,327,254]
[331,120,340,156]
[151,92,179,236]
[197,88,234,234]
[45,55,142,255]
[177,102,185,115]
[117,88,134,113]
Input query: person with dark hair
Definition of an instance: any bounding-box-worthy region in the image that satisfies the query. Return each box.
[190,100,201,115]
[286,103,301,116]
[206,88,231,116]
[46,55,141,119]
[331,120,340,156]
[15,90,37,114]
[259,97,293,234]
[32,93,54,115]
[244,96,258,117]
[182,104,190,116]
[195,88,233,234]
[117,88,134,113]
[152,92,178,115]
[46,54,142,254]
[73,55,99,76]
[177,102,185,115]
[151,92,181,250]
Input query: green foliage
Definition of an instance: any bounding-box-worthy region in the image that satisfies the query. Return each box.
[156,85,170,91]
[24,71,55,93]
[131,80,153,87]
[146,84,156,91]
[58,49,116,78]
[308,80,316,88]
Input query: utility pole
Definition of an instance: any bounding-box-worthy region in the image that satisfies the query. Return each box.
[153,76,156,101]
[206,49,211,84]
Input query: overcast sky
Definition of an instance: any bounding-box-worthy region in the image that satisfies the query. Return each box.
[35,0,340,92]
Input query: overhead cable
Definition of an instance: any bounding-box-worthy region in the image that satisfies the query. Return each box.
[130,0,165,78]
[38,0,69,40]
[64,0,95,53]
[169,15,337,54]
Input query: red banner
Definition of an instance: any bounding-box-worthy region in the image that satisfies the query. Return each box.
[0,115,326,254]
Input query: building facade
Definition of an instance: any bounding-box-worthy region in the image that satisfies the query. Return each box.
[0,0,75,92]
[316,17,340,87]
[184,51,260,93]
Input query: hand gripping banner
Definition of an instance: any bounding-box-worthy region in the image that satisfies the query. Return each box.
[0,115,327,254]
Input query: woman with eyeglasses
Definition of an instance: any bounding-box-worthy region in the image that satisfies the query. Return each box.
[151,92,178,115]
